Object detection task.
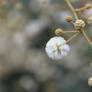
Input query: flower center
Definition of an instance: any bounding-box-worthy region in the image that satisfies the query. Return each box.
[56,43,62,54]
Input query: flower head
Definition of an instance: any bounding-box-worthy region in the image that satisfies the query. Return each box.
[74,19,85,29]
[45,36,70,60]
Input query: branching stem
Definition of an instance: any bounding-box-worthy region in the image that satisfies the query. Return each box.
[66,32,80,43]
[81,30,92,48]
[65,0,79,20]
[62,30,79,34]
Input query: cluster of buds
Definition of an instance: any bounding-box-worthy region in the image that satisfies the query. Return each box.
[45,0,92,60]
[45,0,92,88]
[74,19,85,30]
[75,3,92,24]
[54,1,92,48]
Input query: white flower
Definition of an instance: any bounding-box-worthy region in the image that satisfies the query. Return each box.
[45,36,70,60]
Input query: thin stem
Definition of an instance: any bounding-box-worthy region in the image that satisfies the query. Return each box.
[70,21,75,25]
[76,7,89,12]
[62,30,79,34]
[65,0,79,20]
[81,29,92,48]
[66,32,80,43]
[75,4,92,12]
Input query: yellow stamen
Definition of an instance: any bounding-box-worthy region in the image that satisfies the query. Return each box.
[56,43,62,54]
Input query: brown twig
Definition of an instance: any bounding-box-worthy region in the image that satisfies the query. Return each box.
[66,32,80,43]
[65,0,79,20]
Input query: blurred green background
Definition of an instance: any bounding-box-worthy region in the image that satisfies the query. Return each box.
[0,0,92,92]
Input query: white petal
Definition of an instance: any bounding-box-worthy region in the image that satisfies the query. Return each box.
[63,44,70,52]
[61,51,67,56]
[45,36,70,60]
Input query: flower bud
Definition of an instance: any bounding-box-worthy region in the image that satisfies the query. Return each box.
[55,28,63,35]
[85,4,92,9]
[88,77,92,86]
[74,19,85,30]
[66,16,72,22]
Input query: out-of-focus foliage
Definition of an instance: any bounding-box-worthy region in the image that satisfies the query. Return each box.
[0,0,92,92]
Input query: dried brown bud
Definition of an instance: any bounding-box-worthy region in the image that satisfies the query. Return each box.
[85,4,92,9]
[66,16,72,22]
[88,77,92,86]
[55,28,63,35]
[74,19,85,30]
